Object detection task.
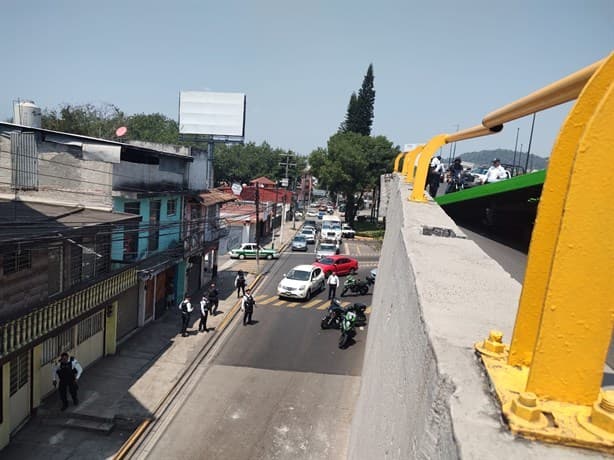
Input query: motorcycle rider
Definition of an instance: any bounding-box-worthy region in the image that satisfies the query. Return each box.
[445,158,465,194]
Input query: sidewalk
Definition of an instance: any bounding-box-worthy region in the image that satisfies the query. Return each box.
[1,219,299,460]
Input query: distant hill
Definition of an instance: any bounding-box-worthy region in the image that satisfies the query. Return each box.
[457,149,548,171]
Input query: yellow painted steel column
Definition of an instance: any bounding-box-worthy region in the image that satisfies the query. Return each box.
[403,146,423,183]
[393,152,404,172]
[525,78,614,405]
[105,301,118,356]
[509,53,614,367]
[409,135,447,202]
[0,362,10,450]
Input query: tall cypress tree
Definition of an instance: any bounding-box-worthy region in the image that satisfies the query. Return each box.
[340,64,375,136]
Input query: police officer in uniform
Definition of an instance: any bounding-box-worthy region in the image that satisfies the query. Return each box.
[52,352,83,411]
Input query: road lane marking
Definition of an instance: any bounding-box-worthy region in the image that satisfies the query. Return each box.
[317,302,330,310]
[366,307,372,314]
[302,299,321,309]
[259,295,278,305]
[273,300,287,306]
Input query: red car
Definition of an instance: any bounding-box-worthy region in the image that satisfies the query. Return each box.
[312,255,359,277]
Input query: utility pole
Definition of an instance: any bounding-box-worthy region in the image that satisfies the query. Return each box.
[512,127,520,175]
[525,113,536,173]
[255,184,260,274]
[279,195,286,247]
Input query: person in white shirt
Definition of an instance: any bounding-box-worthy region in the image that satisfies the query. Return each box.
[484,159,508,184]
[52,352,83,410]
[327,273,340,299]
[178,296,193,337]
[427,156,445,198]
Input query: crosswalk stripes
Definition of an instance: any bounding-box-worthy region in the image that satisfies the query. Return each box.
[253,293,372,315]
[302,299,321,309]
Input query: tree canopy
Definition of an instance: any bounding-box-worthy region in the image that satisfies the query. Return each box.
[213,142,306,186]
[340,64,375,136]
[308,132,396,224]
[40,103,305,186]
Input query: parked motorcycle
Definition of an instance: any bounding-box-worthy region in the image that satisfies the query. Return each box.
[340,276,369,296]
[320,299,346,329]
[321,299,367,329]
[339,309,357,349]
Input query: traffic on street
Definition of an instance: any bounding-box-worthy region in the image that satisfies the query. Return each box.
[133,230,380,459]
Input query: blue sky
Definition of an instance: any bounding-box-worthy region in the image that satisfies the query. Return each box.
[2,0,612,159]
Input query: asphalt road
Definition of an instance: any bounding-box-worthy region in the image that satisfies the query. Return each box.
[139,238,380,460]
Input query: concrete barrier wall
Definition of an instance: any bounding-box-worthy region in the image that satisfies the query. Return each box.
[348,174,602,459]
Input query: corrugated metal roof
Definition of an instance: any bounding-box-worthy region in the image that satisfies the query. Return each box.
[0,199,139,243]
[199,189,237,206]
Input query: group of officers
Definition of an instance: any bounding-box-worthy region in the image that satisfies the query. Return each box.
[427,156,509,198]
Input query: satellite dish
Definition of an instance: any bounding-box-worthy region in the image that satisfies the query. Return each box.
[115,126,128,137]
[231,183,243,196]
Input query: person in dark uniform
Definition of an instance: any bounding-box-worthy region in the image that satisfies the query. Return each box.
[52,352,83,411]
[208,282,219,315]
[241,288,256,325]
[179,296,193,337]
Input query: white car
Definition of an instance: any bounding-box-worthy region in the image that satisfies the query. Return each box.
[277,264,326,300]
[341,224,356,239]
[315,242,339,260]
[300,228,316,244]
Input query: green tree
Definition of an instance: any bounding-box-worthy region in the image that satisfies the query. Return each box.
[127,113,179,144]
[42,103,126,139]
[340,64,375,136]
[309,132,395,224]
[213,142,301,185]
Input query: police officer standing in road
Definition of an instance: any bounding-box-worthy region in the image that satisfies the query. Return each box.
[52,352,83,411]
[241,288,256,326]
[179,296,193,337]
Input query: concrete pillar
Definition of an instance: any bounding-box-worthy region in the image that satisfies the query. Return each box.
[0,362,11,450]
[105,301,118,355]
[32,344,42,409]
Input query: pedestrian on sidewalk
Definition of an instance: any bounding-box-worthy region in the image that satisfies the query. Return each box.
[241,288,256,325]
[327,272,339,299]
[179,296,193,337]
[52,352,83,411]
[208,282,219,315]
[235,270,246,298]
[199,295,210,333]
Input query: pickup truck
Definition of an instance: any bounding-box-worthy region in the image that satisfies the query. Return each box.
[341,224,356,239]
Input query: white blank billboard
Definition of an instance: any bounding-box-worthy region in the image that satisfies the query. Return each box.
[179,91,246,137]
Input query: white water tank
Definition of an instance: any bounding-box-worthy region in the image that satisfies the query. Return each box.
[13,100,42,128]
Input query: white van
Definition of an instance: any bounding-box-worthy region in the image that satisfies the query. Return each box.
[321,215,342,242]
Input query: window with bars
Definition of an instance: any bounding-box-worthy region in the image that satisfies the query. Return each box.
[167,199,177,216]
[77,311,104,344]
[148,200,161,252]
[2,248,31,275]
[10,352,29,396]
[41,328,74,366]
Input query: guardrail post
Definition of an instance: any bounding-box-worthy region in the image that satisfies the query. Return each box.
[393,151,404,172]
[402,145,423,183]
[409,135,447,202]
[524,62,614,405]
[509,53,614,371]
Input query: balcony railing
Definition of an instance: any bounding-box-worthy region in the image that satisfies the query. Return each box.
[0,268,137,360]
